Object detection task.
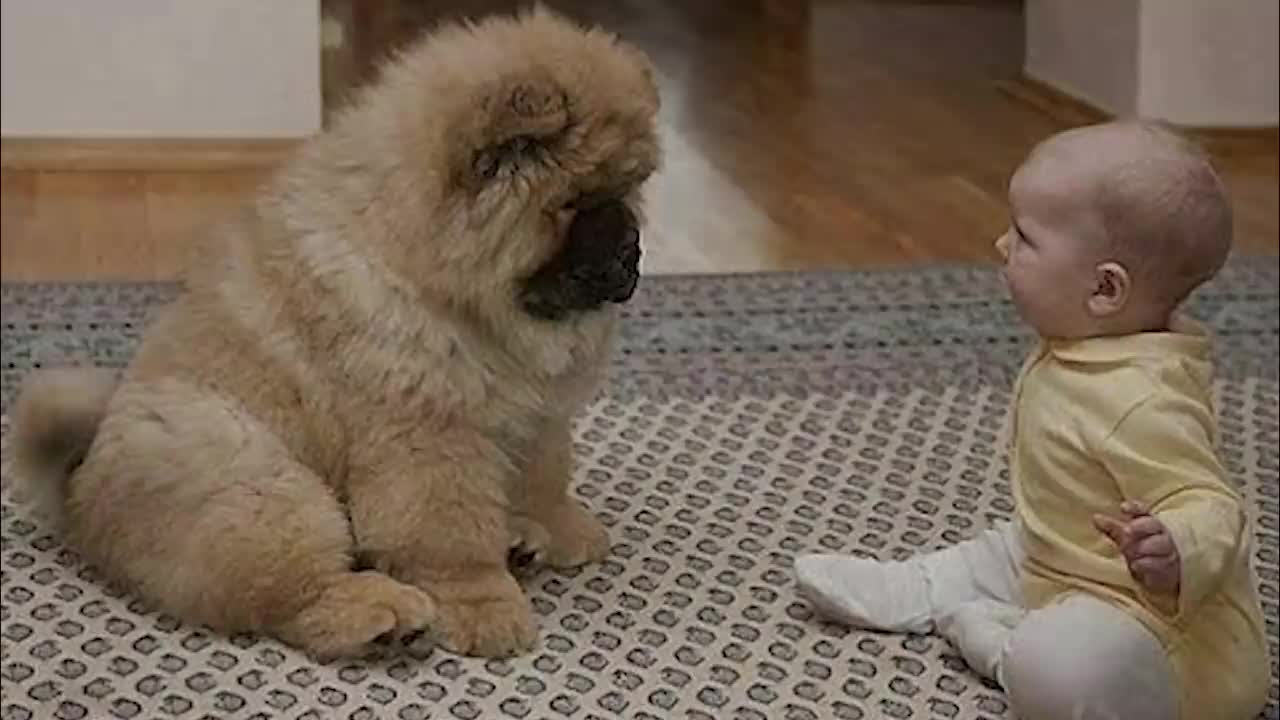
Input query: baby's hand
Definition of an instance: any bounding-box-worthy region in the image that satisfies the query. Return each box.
[1093,501,1181,596]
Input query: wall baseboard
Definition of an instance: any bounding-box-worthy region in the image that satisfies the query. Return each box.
[0,137,305,171]
[998,74,1279,155]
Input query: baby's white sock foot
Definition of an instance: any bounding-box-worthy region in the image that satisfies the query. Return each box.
[793,554,934,634]
[935,599,1024,683]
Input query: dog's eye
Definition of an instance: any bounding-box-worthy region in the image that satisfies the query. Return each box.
[475,135,545,182]
[474,150,501,180]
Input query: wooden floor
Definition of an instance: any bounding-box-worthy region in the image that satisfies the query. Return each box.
[2,0,1276,281]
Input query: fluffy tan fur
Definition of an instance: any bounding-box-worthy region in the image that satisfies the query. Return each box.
[10,7,660,660]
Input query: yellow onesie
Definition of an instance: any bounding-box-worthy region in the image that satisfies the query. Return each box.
[1011,316,1269,719]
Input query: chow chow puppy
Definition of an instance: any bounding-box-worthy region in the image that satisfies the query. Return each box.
[10,6,660,660]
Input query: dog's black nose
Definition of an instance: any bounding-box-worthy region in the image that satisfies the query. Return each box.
[568,199,636,247]
[610,273,639,303]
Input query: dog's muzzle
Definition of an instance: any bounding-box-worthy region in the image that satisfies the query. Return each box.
[519,199,642,321]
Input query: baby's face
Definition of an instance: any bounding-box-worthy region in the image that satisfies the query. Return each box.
[996,155,1109,339]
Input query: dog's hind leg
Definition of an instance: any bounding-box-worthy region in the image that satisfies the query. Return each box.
[63,380,436,660]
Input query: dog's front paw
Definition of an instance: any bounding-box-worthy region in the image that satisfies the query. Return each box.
[432,571,537,655]
[539,501,610,569]
[508,516,552,573]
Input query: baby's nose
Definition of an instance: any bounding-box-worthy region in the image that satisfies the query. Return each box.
[994,233,1010,260]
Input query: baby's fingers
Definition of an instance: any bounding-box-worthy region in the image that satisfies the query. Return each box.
[1121,516,1165,545]
[1120,501,1149,517]
[1131,532,1176,561]
[1121,512,1172,550]
[1129,556,1180,593]
[1093,514,1127,546]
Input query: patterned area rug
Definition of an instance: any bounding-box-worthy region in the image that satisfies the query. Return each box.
[2,260,1277,720]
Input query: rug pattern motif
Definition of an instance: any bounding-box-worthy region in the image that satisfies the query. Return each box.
[2,262,1276,720]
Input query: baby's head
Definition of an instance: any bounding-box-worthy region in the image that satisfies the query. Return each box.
[995,120,1232,340]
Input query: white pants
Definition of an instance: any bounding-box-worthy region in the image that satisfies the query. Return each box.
[795,522,1179,720]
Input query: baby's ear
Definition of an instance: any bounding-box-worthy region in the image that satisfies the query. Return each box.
[1087,261,1131,317]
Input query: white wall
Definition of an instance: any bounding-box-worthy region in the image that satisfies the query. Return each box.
[1138,0,1279,126]
[1024,0,1141,117]
[1024,0,1279,128]
[1,0,322,138]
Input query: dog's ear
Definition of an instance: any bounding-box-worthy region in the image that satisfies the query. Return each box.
[468,76,571,184]
[501,80,570,132]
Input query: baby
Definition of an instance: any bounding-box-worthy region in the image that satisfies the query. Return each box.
[796,121,1269,720]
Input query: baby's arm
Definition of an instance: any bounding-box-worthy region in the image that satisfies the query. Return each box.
[1097,391,1249,618]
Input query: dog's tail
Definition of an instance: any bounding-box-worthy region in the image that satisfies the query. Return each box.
[10,368,119,533]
